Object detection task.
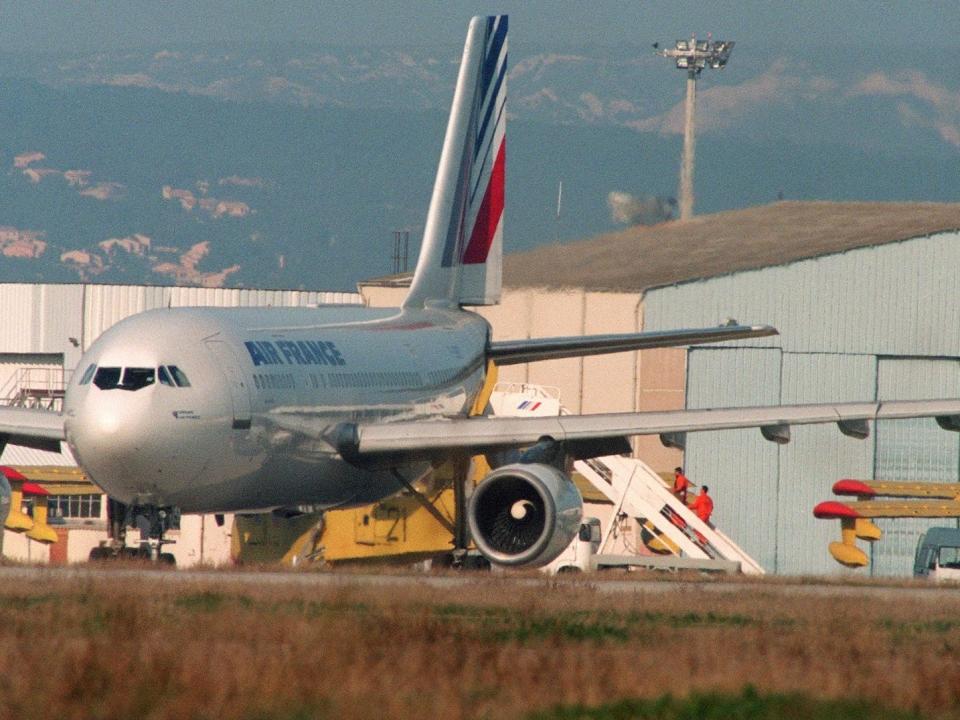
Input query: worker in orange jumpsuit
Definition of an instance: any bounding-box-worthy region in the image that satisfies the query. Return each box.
[672,466,692,504]
[691,485,714,525]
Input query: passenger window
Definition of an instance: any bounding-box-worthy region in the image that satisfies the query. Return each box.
[93,367,122,390]
[158,366,174,387]
[78,364,97,385]
[121,368,155,391]
[168,366,191,388]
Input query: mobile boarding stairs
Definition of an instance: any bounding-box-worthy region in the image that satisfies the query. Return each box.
[489,383,764,575]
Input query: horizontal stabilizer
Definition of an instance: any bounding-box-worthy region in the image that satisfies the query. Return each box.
[489,324,777,365]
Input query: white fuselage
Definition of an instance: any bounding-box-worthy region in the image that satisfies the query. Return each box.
[63,305,489,513]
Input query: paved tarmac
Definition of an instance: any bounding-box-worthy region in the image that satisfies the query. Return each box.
[2,564,960,602]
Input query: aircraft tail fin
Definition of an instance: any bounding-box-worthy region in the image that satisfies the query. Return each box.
[403,15,506,309]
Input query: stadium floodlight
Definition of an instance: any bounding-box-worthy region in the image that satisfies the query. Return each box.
[656,34,735,220]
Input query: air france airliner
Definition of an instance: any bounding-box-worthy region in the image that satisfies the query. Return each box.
[3,16,960,567]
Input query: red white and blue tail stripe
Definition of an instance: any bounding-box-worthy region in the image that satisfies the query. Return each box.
[404,16,507,308]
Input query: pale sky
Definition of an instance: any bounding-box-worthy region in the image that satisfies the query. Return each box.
[0,1,954,53]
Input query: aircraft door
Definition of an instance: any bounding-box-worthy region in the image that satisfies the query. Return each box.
[205,340,252,429]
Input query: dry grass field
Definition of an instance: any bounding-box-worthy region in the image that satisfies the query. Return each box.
[1,568,959,719]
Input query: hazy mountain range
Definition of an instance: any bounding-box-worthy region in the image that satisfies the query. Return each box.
[0,41,957,290]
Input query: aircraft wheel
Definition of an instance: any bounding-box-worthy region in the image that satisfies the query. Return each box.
[88,547,110,561]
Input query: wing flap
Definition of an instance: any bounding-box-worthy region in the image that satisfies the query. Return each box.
[488,324,778,365]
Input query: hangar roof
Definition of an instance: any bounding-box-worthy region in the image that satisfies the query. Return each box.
[503,201,960,292]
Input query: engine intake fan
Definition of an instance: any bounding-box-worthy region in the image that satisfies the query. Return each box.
[468,463,583,567]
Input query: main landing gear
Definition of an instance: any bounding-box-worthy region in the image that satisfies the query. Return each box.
[88,498,177,564]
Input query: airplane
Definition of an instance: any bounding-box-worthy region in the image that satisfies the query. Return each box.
[3,15,960,567]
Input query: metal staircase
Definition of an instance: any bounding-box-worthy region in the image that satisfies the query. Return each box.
[575,452,763,574]
[489,382,764,575]
[0,367,69,411]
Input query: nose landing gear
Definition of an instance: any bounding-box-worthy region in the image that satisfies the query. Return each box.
[88,498,178,565]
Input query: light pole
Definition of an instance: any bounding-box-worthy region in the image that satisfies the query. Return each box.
[656,36,734,221]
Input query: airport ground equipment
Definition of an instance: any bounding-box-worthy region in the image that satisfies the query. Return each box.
[229,464,610,568]
[544,517,601,573]
[1,465,61,543]
[492,383,763,574]
[914,528,960,581]
[231,480,459,566]
[592,554,740,574]
[575,452,759,574]
[815,479,960,568]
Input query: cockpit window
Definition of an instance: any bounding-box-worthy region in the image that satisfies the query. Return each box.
[93,365,187,390]
[92,367,156,391]
[122,368,155,391]
[78,364,97,385]
[168,366,191,388]
[93,367,121,390]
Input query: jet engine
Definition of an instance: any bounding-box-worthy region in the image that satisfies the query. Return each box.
[468,463,583,567]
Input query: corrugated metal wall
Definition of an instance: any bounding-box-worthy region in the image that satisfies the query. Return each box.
[0,283,362,361]
[872,358,960,576]
[0,279,362,422]
[0,285,84,355]
[778,353,875,576]
[645,231,960,356]
[82,285,362,350]
[645,231,960,576]
[685,348,781,571]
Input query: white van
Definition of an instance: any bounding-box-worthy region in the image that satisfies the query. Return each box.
[544,517,602,574]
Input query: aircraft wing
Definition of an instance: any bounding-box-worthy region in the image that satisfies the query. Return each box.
[305,398,960,466]
[488,324,777,365]
[0,407,65,453]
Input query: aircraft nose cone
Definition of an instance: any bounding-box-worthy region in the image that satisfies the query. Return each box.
[90,406,124,436]
[66,390,166,503]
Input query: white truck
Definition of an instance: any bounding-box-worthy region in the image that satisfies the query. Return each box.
[543,517,602,574]
[914,528,960,581]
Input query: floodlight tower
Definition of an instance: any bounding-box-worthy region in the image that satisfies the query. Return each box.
[656,35,734,220]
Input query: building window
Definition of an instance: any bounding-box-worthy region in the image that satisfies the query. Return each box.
[48,494,102,520]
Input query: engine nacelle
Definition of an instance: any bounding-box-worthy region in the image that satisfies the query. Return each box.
[468,463,583,567]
